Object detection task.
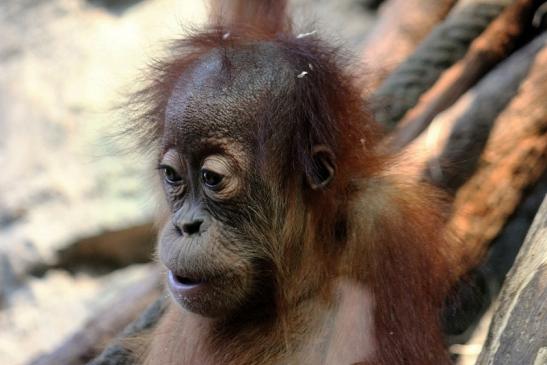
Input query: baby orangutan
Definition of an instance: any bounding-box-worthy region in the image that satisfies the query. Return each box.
[127,1,460,364]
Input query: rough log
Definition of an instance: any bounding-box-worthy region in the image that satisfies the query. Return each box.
[371,0,510,128]
[476,196,547,365]
[360,0,456,91]
[443,171,547,343]
[403,39,547,343]
[388,0,541,149]
[398,33,546,192]
[446,45,547,268]
[30,265,163,365]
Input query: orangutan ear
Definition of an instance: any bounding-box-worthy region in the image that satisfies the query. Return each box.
[306,145,336,190]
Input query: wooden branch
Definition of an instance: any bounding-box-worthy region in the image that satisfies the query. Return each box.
[398,33,547,191]
[443,170,547,345]
[371,0,510,128]
[57,223,156,269]
[389,0,541,150]
[394,37,547,276]
[423,37,546,193]
[360,0,456,91]
[30,265,163,365]
[476,196,547,365]
[445,45,547,269]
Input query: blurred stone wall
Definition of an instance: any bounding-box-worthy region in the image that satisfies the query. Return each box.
[0,1,208,363]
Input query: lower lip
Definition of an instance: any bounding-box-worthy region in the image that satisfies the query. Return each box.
[167,271,204,298]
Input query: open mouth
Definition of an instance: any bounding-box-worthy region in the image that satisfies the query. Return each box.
[169,270,203,288]
[175,274,200,286]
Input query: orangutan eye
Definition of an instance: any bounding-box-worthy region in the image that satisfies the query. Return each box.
[160,165,183,185]
[201,169,224,189]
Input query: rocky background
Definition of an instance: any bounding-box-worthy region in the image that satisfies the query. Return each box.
[0,1,375,364]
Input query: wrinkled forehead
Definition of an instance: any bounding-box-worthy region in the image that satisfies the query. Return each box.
[164,44,294,153]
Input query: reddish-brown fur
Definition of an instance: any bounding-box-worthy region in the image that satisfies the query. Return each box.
[126,1,463,364]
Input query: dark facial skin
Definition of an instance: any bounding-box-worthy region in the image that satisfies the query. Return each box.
[156,41,338,319]
[157,45,294,318]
